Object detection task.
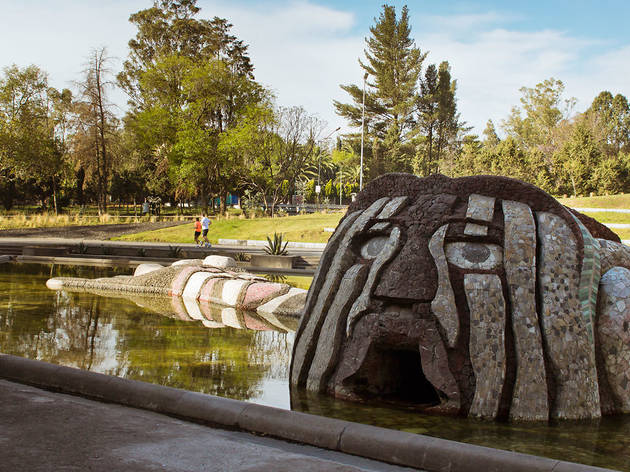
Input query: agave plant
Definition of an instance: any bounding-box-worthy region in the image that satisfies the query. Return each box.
[233,252,251,262]
[264,232,289,255]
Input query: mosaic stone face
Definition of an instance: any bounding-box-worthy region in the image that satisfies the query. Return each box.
[290,173,630,421]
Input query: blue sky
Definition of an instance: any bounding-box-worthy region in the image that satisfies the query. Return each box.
[1,0,629,136]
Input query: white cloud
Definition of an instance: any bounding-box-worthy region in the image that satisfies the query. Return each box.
[417,11,517,32]
[2,2,629,139]
[200,0,363,133]
[415,21,604,134]
[570,45,630,108]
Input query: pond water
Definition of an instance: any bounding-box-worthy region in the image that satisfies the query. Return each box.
[0,263,628,471]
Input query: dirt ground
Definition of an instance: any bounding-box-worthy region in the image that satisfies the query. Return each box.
[0,221,187,240]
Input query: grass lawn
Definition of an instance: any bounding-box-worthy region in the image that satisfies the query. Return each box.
[581,212,630,224]
[557,193,630,209]
[257,275,313,290]
[114,212,345,244]
[556,194,630,240]
[612,229,630,240]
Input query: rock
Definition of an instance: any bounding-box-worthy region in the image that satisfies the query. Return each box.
[134,263,164,276]
[46,278,64,290]
[290,172,629,422]
[171,259,203,267]
[203,255,237,268]
[257,287,307,317]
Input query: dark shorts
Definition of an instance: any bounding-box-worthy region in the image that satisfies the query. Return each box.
[194,231,201,237]
[202,229,209,236]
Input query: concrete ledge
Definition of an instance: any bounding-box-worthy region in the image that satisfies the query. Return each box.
[219,238,327,250]
[250,254,295,269]
[239,403,347,450]
[14,255,317,275]
[22,245,70,256]
[340,422,556,472]
[0,354,617,472]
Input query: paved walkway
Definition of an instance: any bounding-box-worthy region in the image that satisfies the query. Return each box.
[0,379,415,472]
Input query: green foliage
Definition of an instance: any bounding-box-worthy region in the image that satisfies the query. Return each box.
[119,0,260,212]
[503,78,575,154]
[0,64,70,211]
[304,179,316,203]
[264,232,289,255]
[264,273,288,284]
[222,103,324,215]
[415,62,463,176]
[324,180,335,199]
[233,252,250,262]
[335,4,464,181]
[584,91,630,157]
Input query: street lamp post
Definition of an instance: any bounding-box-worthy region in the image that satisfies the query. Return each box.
[359,72,368,191]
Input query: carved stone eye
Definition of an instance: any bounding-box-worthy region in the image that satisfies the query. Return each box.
[360,236,390,259]
[445,242,502,270]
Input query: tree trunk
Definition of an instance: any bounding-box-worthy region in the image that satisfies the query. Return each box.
[52,175,58,215]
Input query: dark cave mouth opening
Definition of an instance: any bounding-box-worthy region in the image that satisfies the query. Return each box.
[342,344,441,407]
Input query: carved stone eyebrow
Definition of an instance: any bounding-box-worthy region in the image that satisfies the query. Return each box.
[464,223,489,236]
[466,194,495,222]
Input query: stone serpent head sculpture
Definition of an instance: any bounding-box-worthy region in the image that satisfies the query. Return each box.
[290,173,630,421]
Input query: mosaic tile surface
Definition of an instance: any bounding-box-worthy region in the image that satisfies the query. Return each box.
[464,274,506,419]
[306,263,369,392]
[429,224,459,347]
[464,223,488,236]
[536,211,600,419]
[597,267,630,413]
[445,242,502,271]
[291,198,390,388]
[346,227,402,335]
[465,194,495,221]
[502,200,548,421]
[598,238,630,274]
[572,214,601,347]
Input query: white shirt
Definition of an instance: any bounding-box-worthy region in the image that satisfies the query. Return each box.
[201,217,210,230]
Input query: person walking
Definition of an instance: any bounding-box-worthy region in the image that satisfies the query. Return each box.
[201,213,212,247]
[193,217,202,246]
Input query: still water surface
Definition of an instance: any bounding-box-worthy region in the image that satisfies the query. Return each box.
[0,263,628,470]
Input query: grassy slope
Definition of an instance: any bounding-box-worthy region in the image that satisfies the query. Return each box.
[105,195,630,243]
[114,212,345,244]
[557,194,630,240]
[557,193,630,209]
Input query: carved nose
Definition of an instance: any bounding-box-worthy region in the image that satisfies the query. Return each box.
[373,237,437,302]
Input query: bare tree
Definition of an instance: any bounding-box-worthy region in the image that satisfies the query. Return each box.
[75,47,117,214]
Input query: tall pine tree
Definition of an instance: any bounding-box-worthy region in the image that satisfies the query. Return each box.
[415,61,462,176]
[334,4,425,176]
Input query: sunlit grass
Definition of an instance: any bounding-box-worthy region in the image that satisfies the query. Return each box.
[558,193,630,209]
[581,212,630,224]
[556,194,630,241]
[0,212,187,230]
[114,212,344,244]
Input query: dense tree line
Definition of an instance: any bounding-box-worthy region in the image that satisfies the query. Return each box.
[451,81,630,196]
[0,0,329,214]
[1,2,629,216]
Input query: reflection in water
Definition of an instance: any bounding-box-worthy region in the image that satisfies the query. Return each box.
[0,263,629,470]
[0,263,293,402]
